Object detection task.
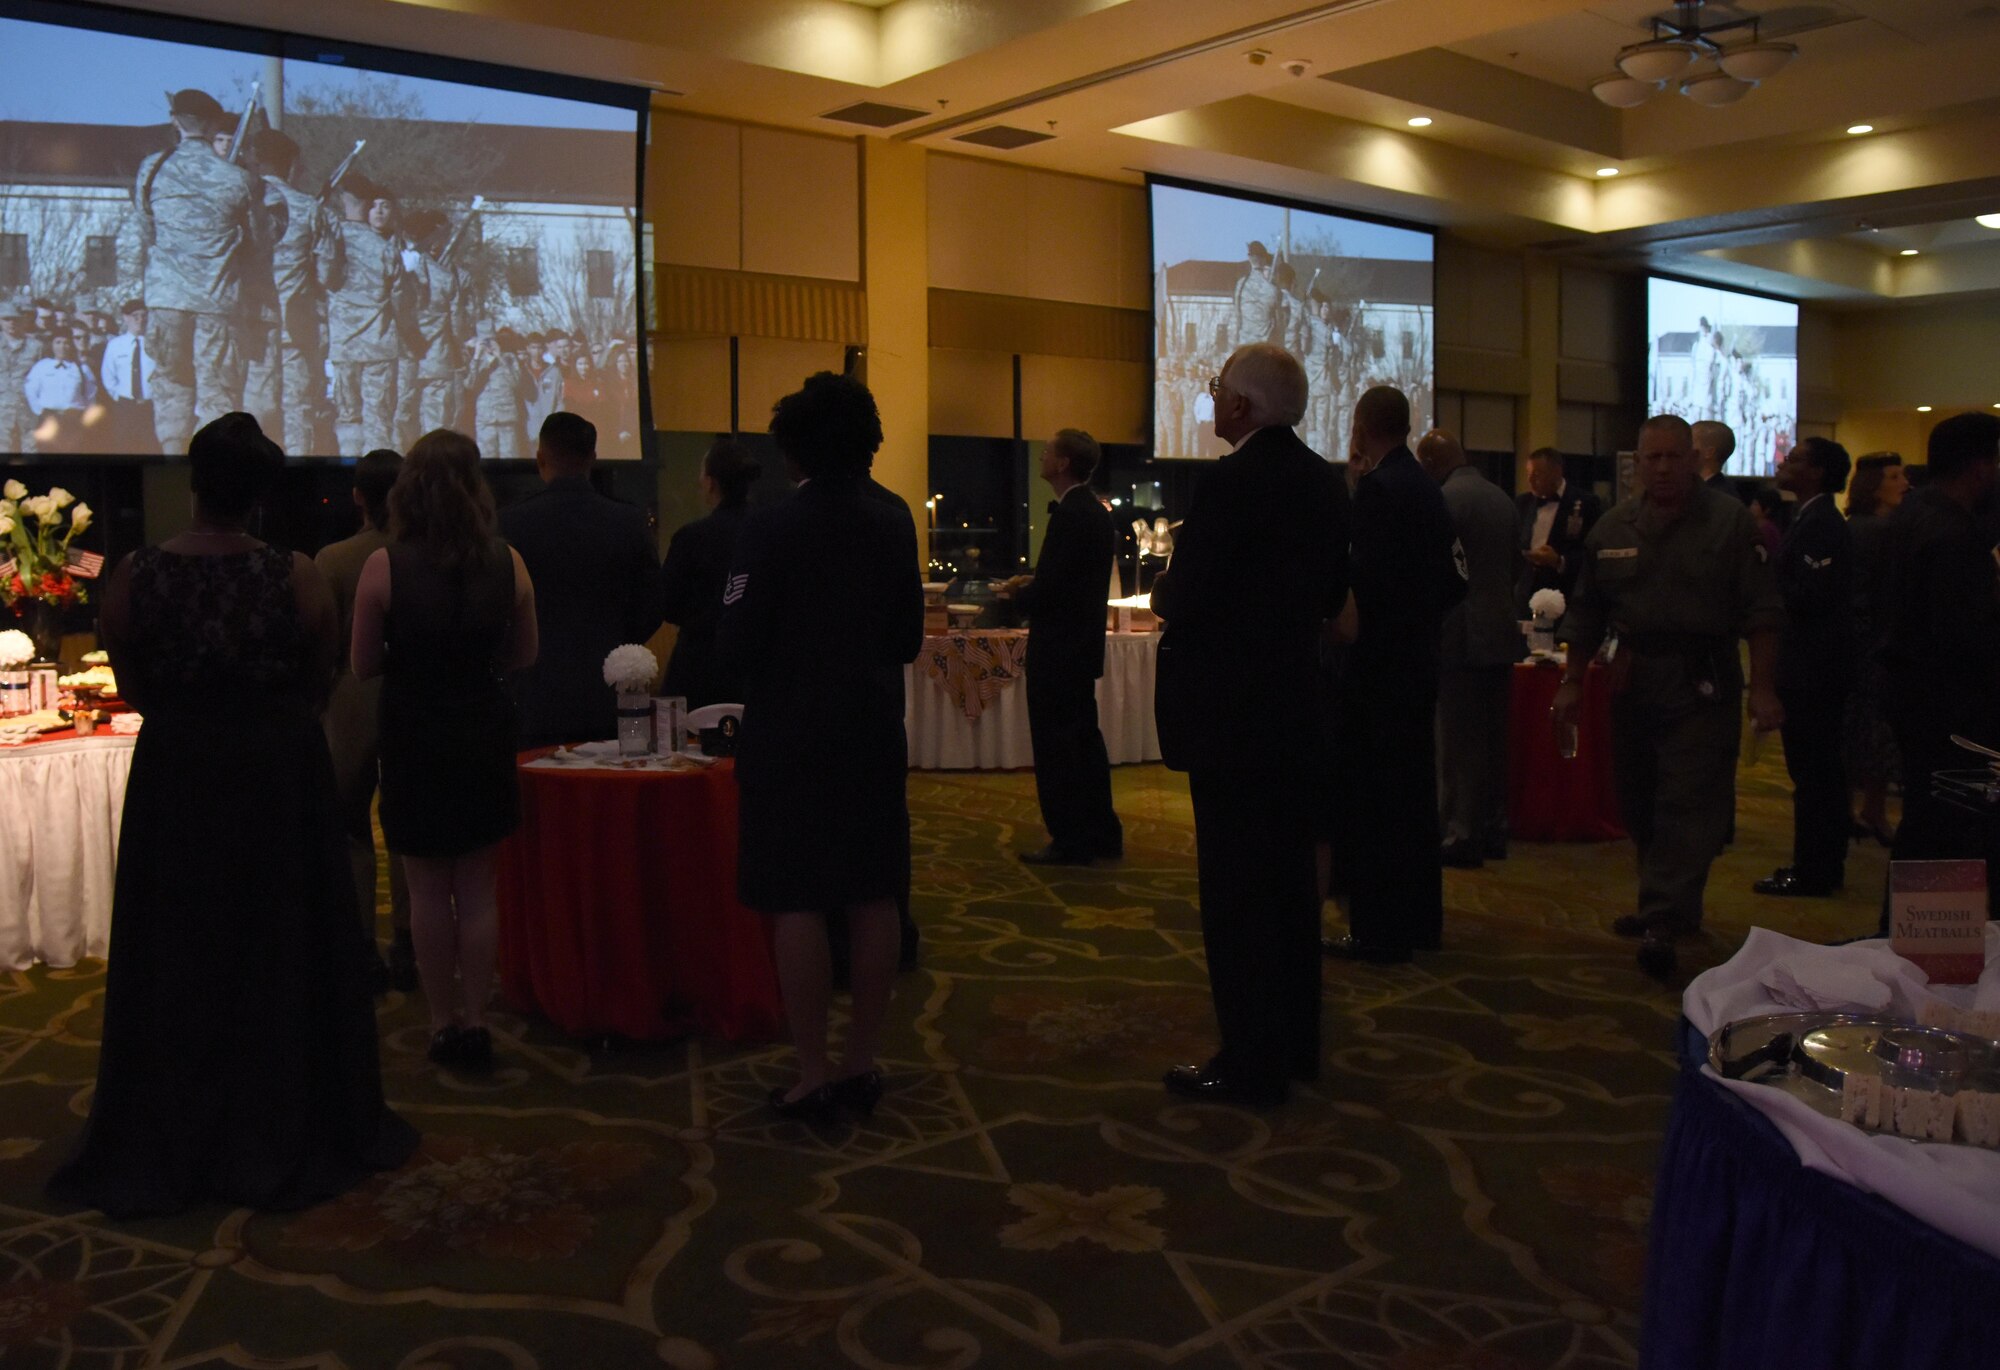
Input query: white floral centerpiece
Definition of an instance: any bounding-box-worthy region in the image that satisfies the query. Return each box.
[1526,588,1566,658]
[604,644,660,755]
[0,628,33,718]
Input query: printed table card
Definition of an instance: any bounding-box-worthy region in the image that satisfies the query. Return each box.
[1890,860,1989,983]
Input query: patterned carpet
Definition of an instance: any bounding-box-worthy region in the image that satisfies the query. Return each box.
[0,747,1888,1368]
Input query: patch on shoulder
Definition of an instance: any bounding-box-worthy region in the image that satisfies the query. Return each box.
[1753,543,1769,564]
[722,572,748,605]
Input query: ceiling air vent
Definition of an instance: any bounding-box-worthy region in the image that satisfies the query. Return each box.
[820,101,928,128]
[952,125,1054,150]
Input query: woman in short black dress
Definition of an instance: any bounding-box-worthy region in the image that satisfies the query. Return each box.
[351,429,537,1071]
[658,437,760,707]
[48,413,416,1218]
[717,373,923,1121]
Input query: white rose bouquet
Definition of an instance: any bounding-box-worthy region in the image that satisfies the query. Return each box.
[1,480,97,612]
[1528,588,1567,623]
[0,629,33,668]
[603,643,660,694]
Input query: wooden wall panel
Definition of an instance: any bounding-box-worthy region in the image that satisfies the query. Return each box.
[742,127,861,282]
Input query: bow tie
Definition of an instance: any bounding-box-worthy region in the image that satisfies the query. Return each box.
[1537,496,1562,507]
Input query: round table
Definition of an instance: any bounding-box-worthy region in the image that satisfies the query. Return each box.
[1507,661,1623,842]
[0,730,135,969]
[904,630,1160,770]
[495,751,783,1043]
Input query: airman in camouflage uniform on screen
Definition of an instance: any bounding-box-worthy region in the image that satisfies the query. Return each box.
[466,325,526,460]
[396,210,471,440]
[131,89,263,455]
[0,303,43,454]
[325,175,409,456]
[1230,241,1283,349]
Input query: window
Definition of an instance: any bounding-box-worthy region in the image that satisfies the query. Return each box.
[586,248,616,300]
[503,246,540,298]
[1400,331,1414,361]
[0,234,26,290]
[84,235,117,289]
[1183,320,1197,353]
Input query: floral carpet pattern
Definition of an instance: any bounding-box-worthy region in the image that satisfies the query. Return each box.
[0,749,1884,1367]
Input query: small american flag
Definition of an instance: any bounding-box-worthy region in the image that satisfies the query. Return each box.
[0,558,15,581]
[66,548,105,579]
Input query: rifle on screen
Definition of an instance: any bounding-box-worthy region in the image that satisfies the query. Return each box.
[439,195,487,263]
[320,139,367,204]
[224,82,260,164]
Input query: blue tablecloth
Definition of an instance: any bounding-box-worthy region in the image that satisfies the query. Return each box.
[1641,1020,2000,1369]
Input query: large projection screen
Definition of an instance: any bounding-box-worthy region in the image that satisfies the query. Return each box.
[1149,177,1434,460]
[1647,276,1798,478]
[0,0,647,460]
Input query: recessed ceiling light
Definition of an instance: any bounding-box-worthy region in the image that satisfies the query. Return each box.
[1917,405,1933,413]
[1596,167,1620,177]
[1407,116,1433,127]
[1900,248,1920,256]
[1846,123,1874,135]
[1977,213,2000,230]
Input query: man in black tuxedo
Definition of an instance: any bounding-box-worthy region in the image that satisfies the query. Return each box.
[999,428,1122,865]
[1155,343,1349,1108]
[1755,437,1856,898]
[1324,386,1467,965]
[500,411,663,746]
[1515,446,1602,617]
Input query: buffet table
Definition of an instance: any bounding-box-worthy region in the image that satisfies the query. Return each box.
[495,750,782,1043]
[1643,928,2000,1369]
[1507,660,1623,842]
[905,629,1160,770]
[0,731,134,969]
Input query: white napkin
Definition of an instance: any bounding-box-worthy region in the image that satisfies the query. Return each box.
[107,712,142,735]
[1760,955,1894,1014]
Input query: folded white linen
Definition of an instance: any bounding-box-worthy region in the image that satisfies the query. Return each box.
[1759,955,1894,1014]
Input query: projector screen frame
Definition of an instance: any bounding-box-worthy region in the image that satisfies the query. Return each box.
[1644,269,1802,482]
[0,0,654,466]
[1144,172,1438,462]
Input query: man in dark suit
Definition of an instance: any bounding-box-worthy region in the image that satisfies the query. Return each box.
[1420,429,1524,869]
[1754,437,1856,898]
[1879,413,2000,922]
[499,411,663,747]
[1694,420,1741,499]
[1515,446,1602,617]
[1155,342,1349,1108]
[1324,386,1467,965]
[997,428,1122,865]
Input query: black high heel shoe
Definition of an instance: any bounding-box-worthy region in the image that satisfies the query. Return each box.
[767,1082,841,1124]
[832,1070,884,1118]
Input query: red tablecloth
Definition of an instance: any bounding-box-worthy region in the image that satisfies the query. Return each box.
[1507,661,1625,842]
[496,752,783,1042]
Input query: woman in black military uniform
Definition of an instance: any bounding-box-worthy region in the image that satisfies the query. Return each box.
[717,372,924,1122]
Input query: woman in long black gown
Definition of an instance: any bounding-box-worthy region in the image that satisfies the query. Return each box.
[658,437,760,707]
[48,413,417,1219]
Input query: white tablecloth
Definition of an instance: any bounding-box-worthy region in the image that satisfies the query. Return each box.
[0,734,134,969]
[1684,925,2000,1260]
[905,632,1160,770]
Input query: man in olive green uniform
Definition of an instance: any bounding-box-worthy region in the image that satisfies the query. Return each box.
[0,303,42,453]
[248,129,337,456]
[325,176,408,456]
[1555,413,1784,977]
[132,90,263,455]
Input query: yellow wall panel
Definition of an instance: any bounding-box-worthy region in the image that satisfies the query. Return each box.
[736,338,849,433]
[648,114,741,272]
[650,336,732,432]
[928,155,1148,310]
[741,127,861,282]
[1020,354,1147,447]
[929,348,1015,438]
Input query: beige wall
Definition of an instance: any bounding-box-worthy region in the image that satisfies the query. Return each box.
[927,154,1150,310]
[1833,300,2000,414]
[648,112,861,281]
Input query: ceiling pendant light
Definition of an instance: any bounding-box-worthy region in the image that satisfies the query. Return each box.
[1619,39,1700,84]
[1976,213,2000,230]
[1591,73,1660,108]
[1681,72,1754,107]
[1717,41,1798,82]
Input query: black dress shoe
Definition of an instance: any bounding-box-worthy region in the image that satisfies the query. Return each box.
[767,1082,842,1124]
[456,1025,494,1073]
[1439,841,1484,870]
[426,1025,462,1067]
[1636,936,1679,980]
[1019,845,1093,867]
[1481,837,1509,862]
[1320,935,1412,965]
[1611,913,1653,939]
[1753,869,1840,898]
[832,1070,884,1118]
[1162,1062,1286,1108]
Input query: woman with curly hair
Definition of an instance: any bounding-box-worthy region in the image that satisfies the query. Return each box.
[718,373,923,1122]
[351,429,537,1071]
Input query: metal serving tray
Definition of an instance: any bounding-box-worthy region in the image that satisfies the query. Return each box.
[1708,1012,2000,1148]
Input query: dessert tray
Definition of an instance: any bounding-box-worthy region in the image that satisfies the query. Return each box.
[1710,1012,2000,1150]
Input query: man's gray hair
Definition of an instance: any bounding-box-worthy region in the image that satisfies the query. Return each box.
[1221,343,1309,428]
